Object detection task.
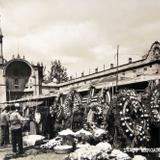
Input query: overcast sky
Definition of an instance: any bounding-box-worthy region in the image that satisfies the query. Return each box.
[0,0,160,76]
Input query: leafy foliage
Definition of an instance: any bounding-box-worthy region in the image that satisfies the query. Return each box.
[46,60,69,83]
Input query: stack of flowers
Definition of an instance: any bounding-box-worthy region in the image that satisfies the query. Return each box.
[23,135,45,147]
[65,143,132,160]
[40,136,63,149]
[53,129,76,153]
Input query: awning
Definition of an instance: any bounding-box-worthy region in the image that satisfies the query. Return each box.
[1,94,57,104]
[77,85,90,92]
[21,101,44,108]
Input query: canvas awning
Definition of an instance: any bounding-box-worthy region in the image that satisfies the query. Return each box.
[1,93,57,105]
[21,101,44,108]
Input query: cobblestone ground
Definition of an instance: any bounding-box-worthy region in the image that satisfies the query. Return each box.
[0,146,67,160]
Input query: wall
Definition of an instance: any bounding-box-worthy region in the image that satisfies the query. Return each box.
[0,67,6,102]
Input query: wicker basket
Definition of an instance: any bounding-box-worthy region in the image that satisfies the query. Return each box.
[54,145,73,154]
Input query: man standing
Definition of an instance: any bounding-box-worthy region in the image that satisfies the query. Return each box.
[10,104,25,155]
[0,106,9,146]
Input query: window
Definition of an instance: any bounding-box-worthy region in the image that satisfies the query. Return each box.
[14,79,19,85]
[120,77,124,80]
[14,79,19,89]
[144,67,147,71]
[133,69,136,73]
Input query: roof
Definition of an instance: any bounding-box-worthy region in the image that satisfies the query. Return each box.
[42,82,58,87]
[0,93,57,104]
[55,41,160,88]
[23,41,160,92]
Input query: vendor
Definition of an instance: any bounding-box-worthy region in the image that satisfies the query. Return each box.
[29,110,37,135]
[0,105,10,146]
[10,103,26,155]
[35,108,42,134]
[87,106,95,124]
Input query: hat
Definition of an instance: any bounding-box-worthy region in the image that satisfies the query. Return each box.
[15,103,20,107]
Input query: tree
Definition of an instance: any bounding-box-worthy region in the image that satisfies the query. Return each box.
[42,65,51,83]
[49,60,69,83]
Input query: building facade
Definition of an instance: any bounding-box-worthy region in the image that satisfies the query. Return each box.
[1,23,160,102]
[43,41,160,94]
[0,27,43,102]
[43,41,160,95]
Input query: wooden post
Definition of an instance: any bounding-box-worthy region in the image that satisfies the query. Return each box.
[116,45,119,93]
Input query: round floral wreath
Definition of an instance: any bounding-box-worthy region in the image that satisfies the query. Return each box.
[118,90,150,143]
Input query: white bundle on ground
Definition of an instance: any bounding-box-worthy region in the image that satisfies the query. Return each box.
[58,129,75,136]
[40,136,63,149]
[23,135,45,147]
[54,145,73,154]
[67,145,109,160]
[66,143,132,160]
[110,149,131,160]
[93,128,106,137]
[75,129,92,136]
[96,142,112,152]
[132,155,147,160]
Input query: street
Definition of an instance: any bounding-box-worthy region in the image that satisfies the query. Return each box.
[0,146,67,160]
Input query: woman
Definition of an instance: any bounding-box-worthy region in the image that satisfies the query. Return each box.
[29,110,37,135]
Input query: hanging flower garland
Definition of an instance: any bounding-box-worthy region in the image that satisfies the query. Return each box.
[63,91,74,118]
[118,89,150,144]
[73,92,83,113]
[150,85,160,126]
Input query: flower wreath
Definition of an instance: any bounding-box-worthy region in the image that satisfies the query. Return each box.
[118,90,150,143]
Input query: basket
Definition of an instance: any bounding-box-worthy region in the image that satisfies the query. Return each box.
[54,145,73,154]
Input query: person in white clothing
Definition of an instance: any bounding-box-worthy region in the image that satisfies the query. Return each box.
[10,104,25,154]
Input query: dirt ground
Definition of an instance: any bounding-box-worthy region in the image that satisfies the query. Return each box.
[0,146,68,160]
[7,153,67,160]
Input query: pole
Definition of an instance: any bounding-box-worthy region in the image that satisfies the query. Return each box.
[0,15,3,59]
[8,89,10,101]
[111,82,114,97]
[114,45,119,148]
[0,41,2,58]
[116,45,119,93]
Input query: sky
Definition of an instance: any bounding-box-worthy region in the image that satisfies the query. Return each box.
[0,0,160,77]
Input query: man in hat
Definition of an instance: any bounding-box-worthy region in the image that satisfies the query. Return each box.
[10,103,25,155]
[0,105,10,146]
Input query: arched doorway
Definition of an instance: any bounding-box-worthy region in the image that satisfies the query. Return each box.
[5,60,32,100]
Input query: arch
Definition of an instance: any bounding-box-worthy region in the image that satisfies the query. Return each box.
[4,58,33,100]
[4,58,33,76]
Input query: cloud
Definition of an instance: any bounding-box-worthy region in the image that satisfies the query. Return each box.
[0,0,160,76]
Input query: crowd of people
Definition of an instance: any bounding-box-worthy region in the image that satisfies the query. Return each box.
[0,99,109,154]
[0,88,150,156]
[0,104,23,154]
[0,103,38,155]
